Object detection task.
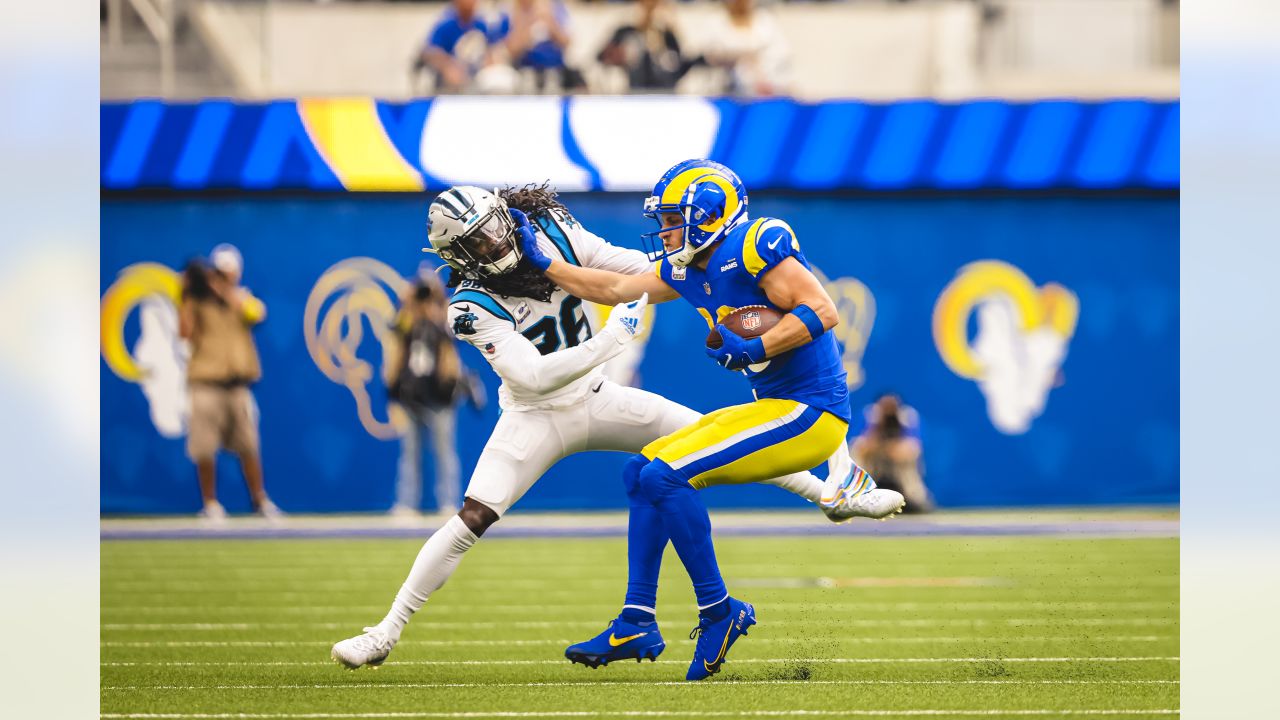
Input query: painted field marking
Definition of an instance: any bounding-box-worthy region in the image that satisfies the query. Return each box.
[103,679,1180,691]
[100,618,1176,633]
[97,635,1177,666]
[101,631,1187,647]
[99,709,1181,718]
[99,578,1180,593]
[99,600,1178,615]
[98,652,1177,662]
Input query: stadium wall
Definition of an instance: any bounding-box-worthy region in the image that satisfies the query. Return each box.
[101,97,1179,193]
[101,193,1178,514]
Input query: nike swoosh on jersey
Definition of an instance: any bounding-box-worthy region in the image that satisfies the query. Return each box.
[767,238,781,250]
[608,632,648,647]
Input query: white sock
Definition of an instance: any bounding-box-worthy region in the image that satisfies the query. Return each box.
[376,515,478,639]
[761,469,824,504]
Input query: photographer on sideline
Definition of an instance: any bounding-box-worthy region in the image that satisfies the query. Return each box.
[178,244,281,521]
[387,267,485,518]
[851,392,935,514]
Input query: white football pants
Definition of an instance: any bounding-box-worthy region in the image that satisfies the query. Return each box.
[465,377,825,515]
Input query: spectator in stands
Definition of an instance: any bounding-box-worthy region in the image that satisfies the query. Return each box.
[387,266,485,518]
[178,244,281,522]
[850,392,935,513]
[493,0,585,92]
[415,0,504,93]
[704,0,791,97]
[597,0,702,92]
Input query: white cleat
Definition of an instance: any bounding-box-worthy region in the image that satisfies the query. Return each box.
[331,627,396,670]
[819,452,905,523]
[823,487,906,523]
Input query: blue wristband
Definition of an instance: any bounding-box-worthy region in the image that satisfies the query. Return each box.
[791,303,825,341]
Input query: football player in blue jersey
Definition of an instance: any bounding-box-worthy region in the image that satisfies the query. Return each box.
[517,159,904,680]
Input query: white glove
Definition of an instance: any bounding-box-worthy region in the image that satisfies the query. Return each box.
[603,292,648,344]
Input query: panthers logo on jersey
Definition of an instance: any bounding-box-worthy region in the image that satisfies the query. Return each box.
[452,310,479,336]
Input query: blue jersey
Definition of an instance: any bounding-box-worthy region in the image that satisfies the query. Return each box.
[491,2,570,70]
[657,217,851,423]
[427,9,495,59]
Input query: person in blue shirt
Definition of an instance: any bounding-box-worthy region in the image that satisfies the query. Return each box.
[516,159,904,680]
[417,0,501,92]
[491,0,586,91]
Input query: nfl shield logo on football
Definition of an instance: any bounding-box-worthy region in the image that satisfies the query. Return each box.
[742,311,762,331]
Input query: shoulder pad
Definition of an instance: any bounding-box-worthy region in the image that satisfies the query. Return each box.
[450,288,516,327]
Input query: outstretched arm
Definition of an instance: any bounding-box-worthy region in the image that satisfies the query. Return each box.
[545,259,675,306]
[511,208,678,305]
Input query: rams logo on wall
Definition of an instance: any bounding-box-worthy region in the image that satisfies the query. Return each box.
[302,254,407,440]
[814,268,875,392]
[933,260,1079,435]
[304,258,409,440]
[100,263,190,438]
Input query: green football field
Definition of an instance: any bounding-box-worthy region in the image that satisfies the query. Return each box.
[101,527,1178,719]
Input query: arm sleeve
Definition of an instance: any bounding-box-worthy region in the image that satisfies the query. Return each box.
[428,20,454,52]
[447,300,628,395]
[565,213,652,276]
[742,218,802,278]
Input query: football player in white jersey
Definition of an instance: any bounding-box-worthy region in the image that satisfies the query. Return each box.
[330,185,877,670]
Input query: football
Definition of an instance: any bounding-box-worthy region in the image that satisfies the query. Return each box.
[706,305,783,349]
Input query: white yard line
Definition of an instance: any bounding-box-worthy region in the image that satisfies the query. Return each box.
[99,710,1180,718]
[99,654,1177,663]
[100,618,1176,632]
[103,679,1180,691]
[102,638,1172,661]
[97,635,1177,648]
[99,578,1180,593]
[99,600,1178,615]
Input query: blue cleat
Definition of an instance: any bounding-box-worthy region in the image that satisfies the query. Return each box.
[565,617,665,669]
[685,597,756,681]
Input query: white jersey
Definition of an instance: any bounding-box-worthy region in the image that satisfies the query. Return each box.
[445,209,651,411]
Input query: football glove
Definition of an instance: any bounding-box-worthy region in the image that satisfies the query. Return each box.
[509,208,552,271]
[604,293,649,344]
[706,323,766,371]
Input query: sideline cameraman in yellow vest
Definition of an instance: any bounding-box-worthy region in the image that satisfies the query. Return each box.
[178,244,281,522]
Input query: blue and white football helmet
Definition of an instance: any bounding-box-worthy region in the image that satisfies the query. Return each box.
[425,186,521,280]
[641,159,749,267]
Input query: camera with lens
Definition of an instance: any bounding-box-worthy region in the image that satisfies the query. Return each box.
[182,258,225,301]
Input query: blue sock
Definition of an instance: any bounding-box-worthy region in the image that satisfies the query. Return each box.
[620,607,656,626]
[637,459,727,609]
[621,454,667,616]
[699,597,730,622]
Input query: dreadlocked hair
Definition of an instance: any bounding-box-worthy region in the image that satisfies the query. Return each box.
[499,182,568,219]
[444,258,558,303]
